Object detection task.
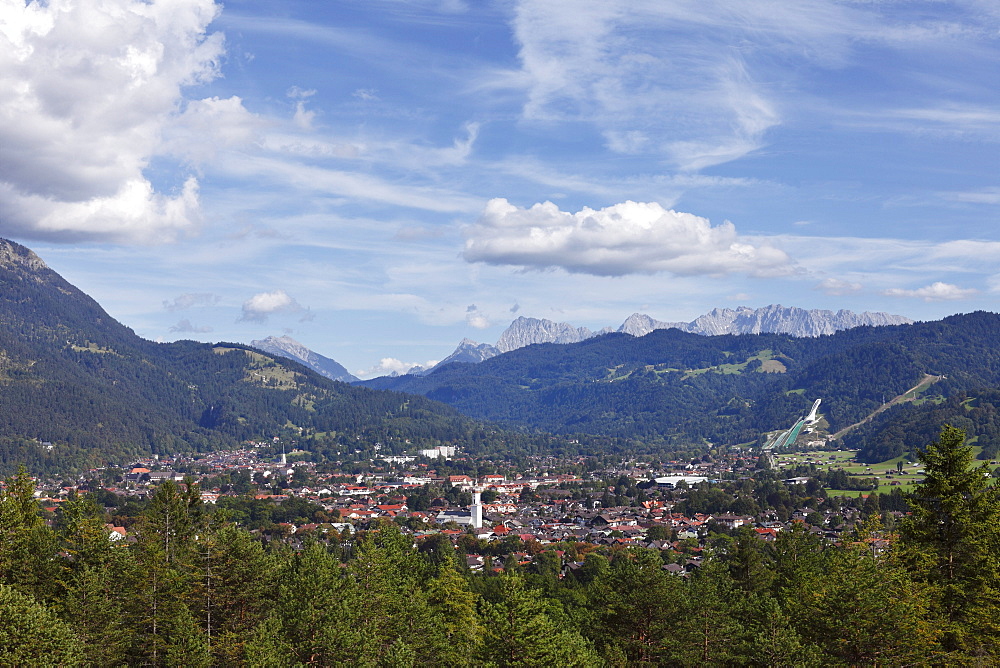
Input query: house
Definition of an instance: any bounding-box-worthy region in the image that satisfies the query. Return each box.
[436,507,478,527]
[754,527,779,541]
[147,471,184,483]
[447,475,474,490]
[713,514,750,530]
[106,524,127,542]
[653,476,708,489]
[482,503,518,514]
[126,467,151,483]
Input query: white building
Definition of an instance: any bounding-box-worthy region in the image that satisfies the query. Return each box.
[653,476,708,489]
[419,446,457,459]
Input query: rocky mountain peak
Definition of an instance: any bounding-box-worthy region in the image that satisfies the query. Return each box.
[618,313,686,336]
[621,305,912,338]
[0,238,50,273]
[496,316,594,353]
[251,335,358,383]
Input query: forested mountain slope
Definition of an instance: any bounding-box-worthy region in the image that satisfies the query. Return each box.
[0,239,498,473]
[363,312,1000,449]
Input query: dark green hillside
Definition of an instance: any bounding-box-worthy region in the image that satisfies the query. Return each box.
[363,312,1000,448]
[842,388,1000,463]
[0,239,505,474]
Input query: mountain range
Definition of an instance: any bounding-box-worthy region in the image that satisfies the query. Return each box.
[408,306,912,376]
[3,235,997,474]
[249,307,911,381]
[362,310,1000,463]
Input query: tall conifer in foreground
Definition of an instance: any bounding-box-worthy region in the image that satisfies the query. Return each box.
[900,424,1000,656]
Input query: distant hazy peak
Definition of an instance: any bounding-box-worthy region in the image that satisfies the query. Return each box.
[256,334,306,355]
[621,305,913,338]
[250,335,358,383]
[422,304,914,378]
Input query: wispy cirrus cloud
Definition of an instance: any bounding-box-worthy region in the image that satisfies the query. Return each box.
[163,292,221,311]
[940,187,1000,205]
[217,154,482,214]
[488,0,868,171]
[487,0,1000,173]
[169,319,213,333]
[815,278,863,297]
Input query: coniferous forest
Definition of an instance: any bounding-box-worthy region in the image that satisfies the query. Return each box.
[3,426,1000,666]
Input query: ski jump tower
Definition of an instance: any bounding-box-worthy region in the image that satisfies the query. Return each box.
[805,398,822,423]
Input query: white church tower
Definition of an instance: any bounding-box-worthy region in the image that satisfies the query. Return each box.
[471,490,483,529]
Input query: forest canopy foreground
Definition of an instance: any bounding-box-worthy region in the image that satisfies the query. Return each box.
[1,425,999,666]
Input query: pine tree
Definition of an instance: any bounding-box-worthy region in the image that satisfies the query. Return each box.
[192,523,277,665]
[588,549,683,664]
[727,525,774,594]
[0,585,85,666]
[247,541,370,666]
[131,479,208,664]
[163,602,213,668]
[0,465,58,599]
[730,594,821,667]
[785,537,939,665]
[900,424,1000,655]
[478,572,600,667]
[59,557,136,666]
[672,560,743,665]
[350,521,451,664]
[55,493,113,570]
[425,552,482,665]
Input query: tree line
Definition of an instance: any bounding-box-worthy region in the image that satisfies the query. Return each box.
[2,425,1000,665]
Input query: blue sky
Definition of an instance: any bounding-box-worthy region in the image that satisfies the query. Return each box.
[2,0,999,376]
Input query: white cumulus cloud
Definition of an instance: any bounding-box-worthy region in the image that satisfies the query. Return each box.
[465,304,491,329]
[463,198,792,278]
[240,289,303,322]
[0,0,227,243]
[882,282,977,302]
[356,358,439,379]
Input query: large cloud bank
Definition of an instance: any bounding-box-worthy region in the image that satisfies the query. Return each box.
[0,0,224,243]
[463,198,791,278]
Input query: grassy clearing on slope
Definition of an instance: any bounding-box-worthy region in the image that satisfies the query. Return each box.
[773,448,925,491]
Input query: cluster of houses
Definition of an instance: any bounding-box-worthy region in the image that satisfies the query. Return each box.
[20,444,880,571]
